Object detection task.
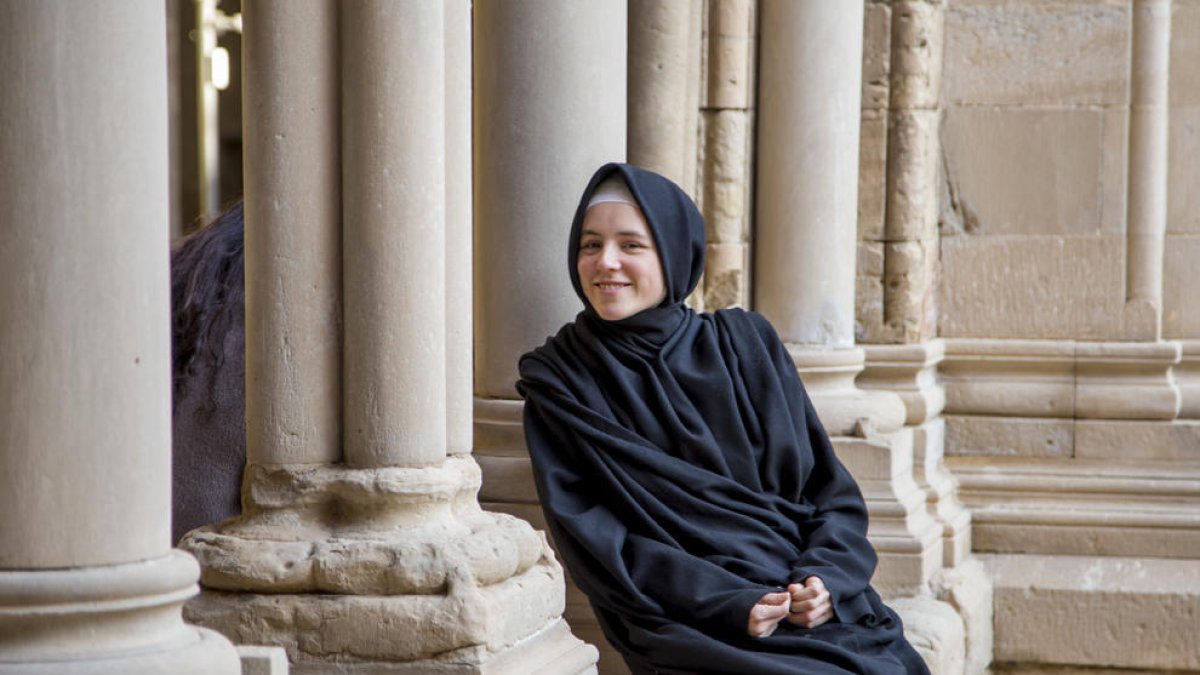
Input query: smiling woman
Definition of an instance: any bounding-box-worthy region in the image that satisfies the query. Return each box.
[517,163,928,674]
[575,178,667,321]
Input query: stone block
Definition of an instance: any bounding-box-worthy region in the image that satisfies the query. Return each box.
[934,557,993,675]
[859,109,889,242]
[886,109,941,242]
[939,235,1132,340]
[944,0,1130,106]
[1171,0,1200,107]
[704,0,754,109]
[237,646,289,675]
[889,0,944,110]
[1168,108,1200,235]
[942,108,1106,236]
[1178,340,1200,419]
[1164,235,1200,337]
[862,0,892,110]
[858,240,886,278]
[1074,419,1200,461]
[888,596,965,675]
[703,241,748,309]
[702,109,752,244]
[945,415,1073,458]
[882,239,937,343]
[477,454,538,504]
[986,553,1200,670]
[1100,107,1128,234]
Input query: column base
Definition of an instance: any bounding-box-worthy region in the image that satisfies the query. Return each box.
[790,345,907,435]
[0,551,241,675]
[887,596,965,675]
[934,557,994,675]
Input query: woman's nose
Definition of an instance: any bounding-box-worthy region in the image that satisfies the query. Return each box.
[599,244,621,268]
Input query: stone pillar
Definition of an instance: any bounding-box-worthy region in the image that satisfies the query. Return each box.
[181,3,594,672]
[1126,0,1173,338]
[628,0,703,196]
[242,0,341,469]
[446,0,474,457]
[699,0,758,311]
[755,5,953,667]
[0,2,239,672]
[473,2,624,672]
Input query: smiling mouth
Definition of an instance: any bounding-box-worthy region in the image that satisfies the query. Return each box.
[594,282,631,290]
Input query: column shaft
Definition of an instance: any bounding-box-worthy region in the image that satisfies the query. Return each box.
[0,1,239,670]
[473,0,627,398]
[0,0,172,569]
[755,0,864,348]
[628,0,703,195]
[243,0,342,467]
[446,0,474,456]
[1126,0,1171,318]
[342,1,447,468]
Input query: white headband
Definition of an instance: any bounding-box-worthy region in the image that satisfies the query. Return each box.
[587,176,637,209]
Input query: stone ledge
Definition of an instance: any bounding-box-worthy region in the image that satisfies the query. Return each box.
[985,553,1200,671]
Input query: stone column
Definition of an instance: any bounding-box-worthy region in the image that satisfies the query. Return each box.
[182,4,594,672]
[1126,0,1173,338]
[0,2,239,672]
[628,0,703,196]
[755,5,952,667]
[242,0,341,470]
[473,2,624,671]
[700,0,758,311]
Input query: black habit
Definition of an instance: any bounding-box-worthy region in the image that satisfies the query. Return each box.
[517,163,929,675]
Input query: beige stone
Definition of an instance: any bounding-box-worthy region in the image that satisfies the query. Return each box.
[473,0,627,398]
[950,457,1200,558]
[941,108,1106,237]
[1177,340,1200,418]
[933,557,994,675]
[446,0,475,456]
[858,109,889,243]
[628,0,702,195]
[942,341,1076,418]
[889,1,944,110]
[1171,0,1200,107]
[885,110,940,243]
[703,241,750,309]
[887,596,964,675]
[1164,235,1200,337]
[242,0,341,466]
[862,1,892,111]
[792,347,907,436]
[1075,419,1200,461]
[704,0,754,109]
[236,646,289,675]
[342,0,447,467]
[986,553,1200,670]
[882,239,938,343]
[945,416,1074,458]
[701,109,752,244]
[860,341,947,426]
[1167,108,1200,235]
[939,236,1137,340]
[943,0,1130,106]
[1075,341,1181,420]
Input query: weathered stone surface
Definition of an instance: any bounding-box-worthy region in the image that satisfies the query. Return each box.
[950,457,1200,558]
[1168,109,1200,236]
[886,110,940,242]
[1075,419,1200,461]
[703,241,749,309]
[943,0,1130,106]
[1171,0,1200,108]
[888,596,964,675]
[704,0,754,109]
[945,415,1074,458]
[237,646,289,675]
[858,109,889,243]
[185,560,570,667]
[862,1,891,110]
[939,236,1135,340]
[701,109,752,244]
[942,108,1106,237]
[934,557,993,675]
[986,553,1200,670]
[1178,340,1200,419]
[889,1,944,110]
[1164,235,1200,338]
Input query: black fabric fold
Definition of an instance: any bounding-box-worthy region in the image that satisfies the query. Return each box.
[518,163,928,674]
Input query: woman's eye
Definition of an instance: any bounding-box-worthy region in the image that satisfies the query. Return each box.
[580,241,600,250]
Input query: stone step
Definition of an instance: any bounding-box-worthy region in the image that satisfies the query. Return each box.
[984,553,1200,672]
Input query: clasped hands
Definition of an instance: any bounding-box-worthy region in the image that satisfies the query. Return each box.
[746,576,832,638]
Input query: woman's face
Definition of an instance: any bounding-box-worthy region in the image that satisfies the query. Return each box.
[576,202,667,321]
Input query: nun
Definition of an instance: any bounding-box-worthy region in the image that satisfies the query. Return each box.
[517,163,929,675]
